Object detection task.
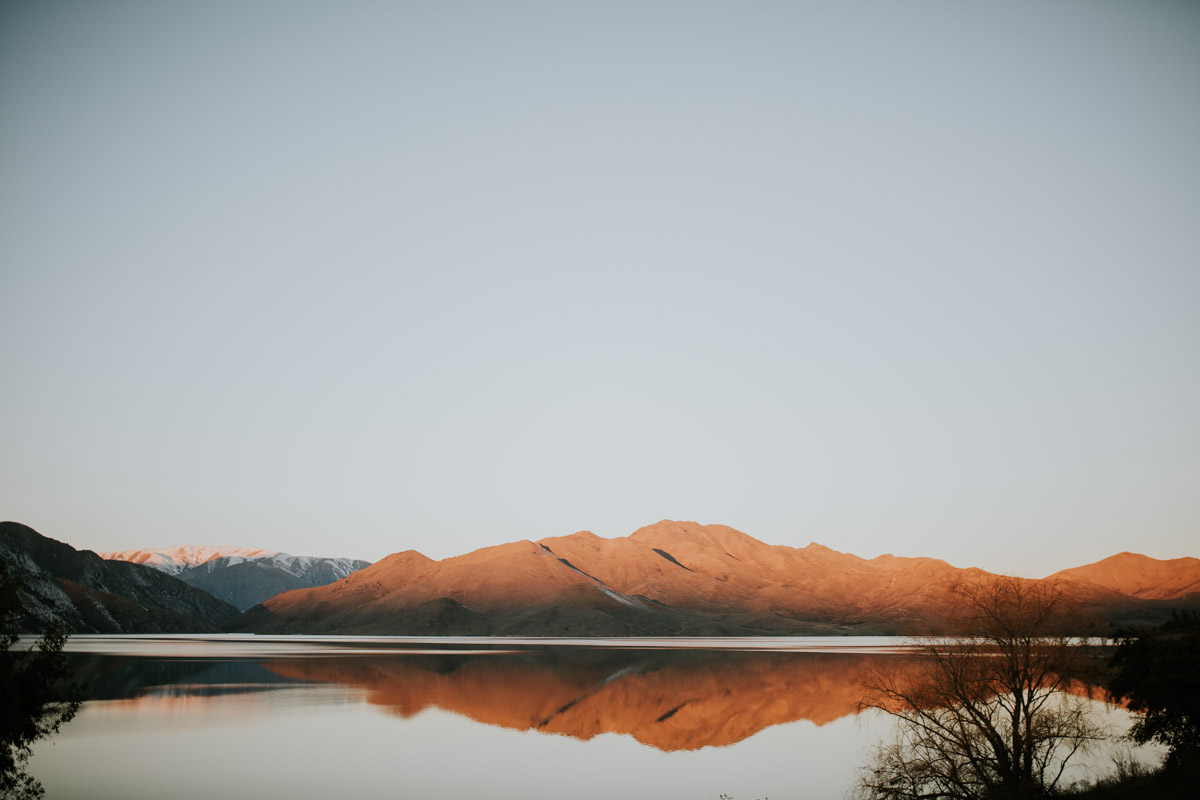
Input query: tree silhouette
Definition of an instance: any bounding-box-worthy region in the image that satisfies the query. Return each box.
[855,577,1108,800]
[1108,611,1200,777]
[0,558,81,799]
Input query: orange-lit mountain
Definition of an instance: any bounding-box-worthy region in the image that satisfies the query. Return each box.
[1048,552,1200,601]
[232,520,1198,636]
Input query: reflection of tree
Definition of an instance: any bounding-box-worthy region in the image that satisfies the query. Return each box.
[0,558,81,799]
[856,577,1108,800]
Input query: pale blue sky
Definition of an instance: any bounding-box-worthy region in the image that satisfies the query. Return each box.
[2,1,1197,576]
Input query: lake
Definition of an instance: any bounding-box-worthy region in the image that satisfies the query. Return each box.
[27,636,1152,799]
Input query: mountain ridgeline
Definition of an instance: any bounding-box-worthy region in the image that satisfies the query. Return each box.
[101,546,371,611]
[98,546,281,576]
[235,520,1200,636]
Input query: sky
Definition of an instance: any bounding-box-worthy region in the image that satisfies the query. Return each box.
[1,0,1197,577]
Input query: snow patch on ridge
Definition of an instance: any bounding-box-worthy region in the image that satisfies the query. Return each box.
[100,546,281,575]
[101,546,369,580]
[598,586,645,609]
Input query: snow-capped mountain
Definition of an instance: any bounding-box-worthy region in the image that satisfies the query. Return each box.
[102,546,372,610]
[100,545,281,576]
[182,552,366,581]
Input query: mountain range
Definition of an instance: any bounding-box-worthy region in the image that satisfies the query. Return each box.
[101,546,371,611]
[5,519,1197,636]
[235,520,1200,636]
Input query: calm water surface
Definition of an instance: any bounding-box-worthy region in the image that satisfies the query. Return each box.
[28,636,1145,800]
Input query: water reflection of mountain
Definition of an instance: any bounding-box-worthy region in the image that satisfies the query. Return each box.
[265,649,925,751]
[66,654,308,701]
[68,648,1119,753]
[66,648,931,751]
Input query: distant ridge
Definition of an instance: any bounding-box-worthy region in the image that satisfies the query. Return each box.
[234,520,1200,636]
[101,545,281,576]
[103,546,371,611]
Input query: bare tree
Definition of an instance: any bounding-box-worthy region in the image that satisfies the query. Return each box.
[854,577,1109,800]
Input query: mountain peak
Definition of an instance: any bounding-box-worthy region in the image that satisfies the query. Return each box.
[628,520,766,550]
[1104,551,1152,563]
[376,549,433,567]
[630,519,701,537]
[1048,551,1200,601]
